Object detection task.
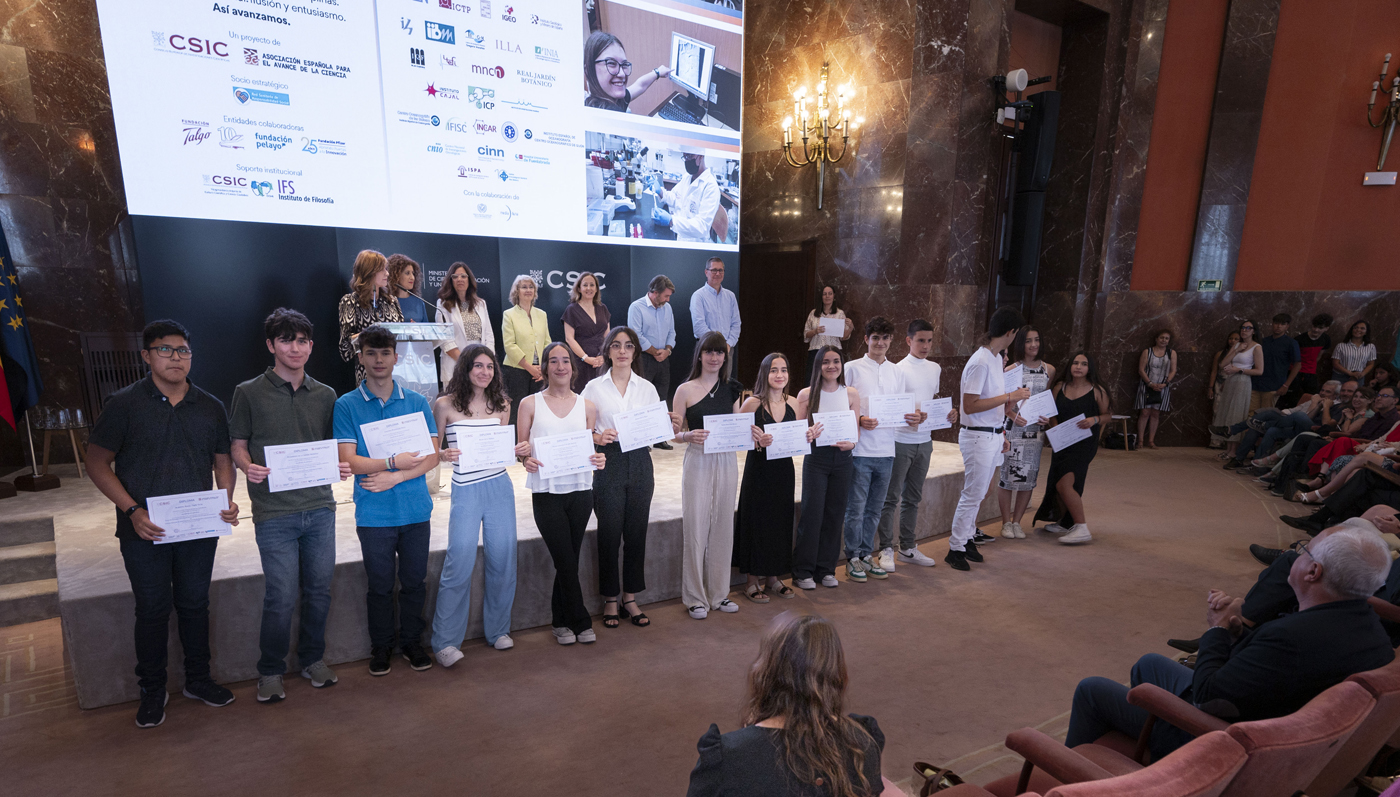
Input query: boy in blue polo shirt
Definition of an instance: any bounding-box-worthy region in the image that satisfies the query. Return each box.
[334,325,441,676]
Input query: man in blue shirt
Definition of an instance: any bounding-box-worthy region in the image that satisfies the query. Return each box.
[334,325,441,676]
[629,274,678,449]
[689,257,740,349]
[1251,313,1302,414]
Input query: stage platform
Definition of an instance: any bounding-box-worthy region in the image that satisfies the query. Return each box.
[5,443,998,709]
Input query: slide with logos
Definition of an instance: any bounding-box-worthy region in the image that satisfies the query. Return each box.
[94,0,742,250]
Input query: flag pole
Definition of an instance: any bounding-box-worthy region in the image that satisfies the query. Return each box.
[24,408,39,477]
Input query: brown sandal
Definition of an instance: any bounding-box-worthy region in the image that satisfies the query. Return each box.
[745,584,770,604]
[913,762,965,795]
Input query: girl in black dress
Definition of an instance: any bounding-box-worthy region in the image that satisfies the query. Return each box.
[1033,351,1111,545]
[734,353,801,603]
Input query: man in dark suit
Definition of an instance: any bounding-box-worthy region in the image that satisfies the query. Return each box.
[1065,524,1395,760]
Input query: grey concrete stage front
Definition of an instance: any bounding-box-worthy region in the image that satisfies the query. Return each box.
[12,444,999,709]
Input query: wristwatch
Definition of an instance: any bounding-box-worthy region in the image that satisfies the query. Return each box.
[125,505,140,517]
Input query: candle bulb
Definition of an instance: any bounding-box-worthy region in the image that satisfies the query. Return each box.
[1373,80,1381,106]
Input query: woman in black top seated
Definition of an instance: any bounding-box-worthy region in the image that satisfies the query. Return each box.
[687,614,887,797]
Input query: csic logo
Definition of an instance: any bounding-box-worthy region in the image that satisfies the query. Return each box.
[204,174,247,186]
[545,270,602,290]
[438,0,471,11]
[534,45,559,63]
[530,14,563,30]
[401,17,413,34]
[425,21,455,44]
[218,126,244,148]
[500,5,517,22]
[151,32,229,58]
[495,39,522,54]
[477,145,505,159]
[440,54,458,68]
[501,122,518,142]
[251,180,274,196]
[467,85,496,109]
[427,142,445,153]
[471,64,505,78]
[181,121,211,145]
[411,47,425,67]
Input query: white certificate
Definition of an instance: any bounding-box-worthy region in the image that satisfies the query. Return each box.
[450,422,516,474]
[703,412,756,453]
[534,429,596,479]
[919,398,954,431]
[812,410,858,447]
[765,420,810,460]
[867,393,916,427]
[614,401,674,452]
[1046,414,1094,452]
[264,439,340,493]
[1018,389,1059,424]
[147,489,232,545]
[819,317,845,338]
[361,413,434,460]
[1004,364,1025,393]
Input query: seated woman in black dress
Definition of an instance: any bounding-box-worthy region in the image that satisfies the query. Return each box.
[687,614,890,797]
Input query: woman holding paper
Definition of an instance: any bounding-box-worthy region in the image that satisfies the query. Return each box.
[338,250,404,382]
[581,326,662,629]
[734,353,801,603]
[803,285,853,381]
[436,262,496,389]
[997,327,1055,539]
[429,344,530,667]
[519,342,609,645]
[792,346,860,590]
[1032,351,1111,545]
[672,331,747,620]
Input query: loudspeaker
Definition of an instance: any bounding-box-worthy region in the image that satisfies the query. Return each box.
[1004,190,1045,287]
[1015,91,1060,193]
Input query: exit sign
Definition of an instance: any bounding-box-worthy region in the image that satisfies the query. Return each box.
[1197,279,1223,292]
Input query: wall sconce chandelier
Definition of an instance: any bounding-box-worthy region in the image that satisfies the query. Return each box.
[1366,52,1399,185]
[782,64,850,209]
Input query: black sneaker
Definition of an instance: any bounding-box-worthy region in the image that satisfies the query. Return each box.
[944,549,970,571]
[1222,459,1242,470]
[369,645,393,676]
[1247,417,1267,434]
[135,688,167,728]
[401,643,433,671]
[1250,544,1284,566]
[972,531,997,544]
[1246,466,1271,477]
[962,542,984,563]
[183,679,235,707]
[1269,484,1285,497]
[1281,514,1324,534]
[1167,637,1200,653]
[653,441,674,450]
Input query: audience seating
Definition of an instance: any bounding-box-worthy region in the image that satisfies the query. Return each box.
[1306,657,1400,797]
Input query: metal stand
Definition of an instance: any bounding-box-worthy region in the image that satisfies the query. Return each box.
[14,410,60,492]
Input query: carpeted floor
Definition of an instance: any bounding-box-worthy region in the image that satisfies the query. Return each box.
[2,447,1305,796]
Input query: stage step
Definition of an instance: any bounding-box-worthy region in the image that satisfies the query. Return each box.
[0,579,60,627]
[0,516,55,547]
[0,541,57,586]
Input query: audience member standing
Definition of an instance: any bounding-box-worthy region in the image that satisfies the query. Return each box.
[1212,321,1263,462]
[430,344,528,667]
[1251,314,1302,414]
[628,275,677,426]
[334,326,441,676]
[793,346,859,590]
[518,342,609,646]
[672,332,746,619]
[435,262,495,390]
[1033,351,1112,545]
[337,250,404,382]
[582,326,662,630]
[1207,330,1242,450]
[86,320,240,728]
[689,257,740,348]
[230,309,349,704]
[803,284,853,382]
[1280,314,1333,409]
[734,353,800,603]
[1134,329,1178,449]
[997,326,1054,538]
[1333,320,1378,383]
[947,307,1027,571]
[501,275,549,426]
[562,272,611,392]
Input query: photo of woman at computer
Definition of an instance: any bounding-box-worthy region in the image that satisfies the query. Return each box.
[583,31,673,114]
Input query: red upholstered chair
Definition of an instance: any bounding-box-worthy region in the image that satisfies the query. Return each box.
[1307,656,1400,797]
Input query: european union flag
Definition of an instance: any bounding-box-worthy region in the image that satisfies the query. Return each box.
[0,225,43,429]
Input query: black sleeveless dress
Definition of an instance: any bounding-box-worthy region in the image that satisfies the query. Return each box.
[732,402,797,577]
[1034,385,1101,527]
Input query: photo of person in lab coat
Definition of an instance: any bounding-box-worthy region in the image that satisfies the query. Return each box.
[648,152,720,243]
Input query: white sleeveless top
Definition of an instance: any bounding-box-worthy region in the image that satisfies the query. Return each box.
[1230,345,1257,371]
[815,384,845,415]
[525,392,593,494]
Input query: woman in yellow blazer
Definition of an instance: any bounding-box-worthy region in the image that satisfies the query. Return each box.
[502,274,550,425]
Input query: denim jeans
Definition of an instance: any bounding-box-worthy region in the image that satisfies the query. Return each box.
[355,521,431,649]
[1066,653,1197,760]
[432,474,518,651]
[843,456,894,560]
[794,446,853,580]
[1234,409,1313,460]
[119,536,219,691]
[254,507,336,676]
[879,441,932,552]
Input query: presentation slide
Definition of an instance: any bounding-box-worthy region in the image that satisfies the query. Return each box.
[94,0,742,250]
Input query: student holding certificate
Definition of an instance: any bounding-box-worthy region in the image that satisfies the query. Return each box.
[519,342,609,645]
[671,332,747,619]
[86,320,240,728]
[1032,351,1112,545]
[734,353,802,603]
[334,326,441,677]
[581,327,663,629]
[230,309,351,704]
[996,326,1056,540]
[792,346,860,589]
[430,344,532,667]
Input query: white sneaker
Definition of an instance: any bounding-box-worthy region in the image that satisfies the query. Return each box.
[688,605,709,619]
[552,627,576,645]
[576,628,597,644]
[716,599,739,613]
[435,646,464,668]
[878,547,896,573]
[1012,522,1026,539]
[1039,523,1070,534]
[899,547,938,567]
[492,635,514,651]
[1001,522,1017,539]
[1058,524,1093,545]
[794,577,817,590]
[821,575,840,588]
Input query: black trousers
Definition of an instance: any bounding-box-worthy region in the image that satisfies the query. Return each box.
[1278,373,1320,410]
[593,443,654,597]
[504,364,541,427]
[641,351,671,408]
[532,491,594,633]
[119,536,219,692]
[1282,434,1330,482]
[355,521,431,649]
[793,446,854,580]
[1321,468,1400,520]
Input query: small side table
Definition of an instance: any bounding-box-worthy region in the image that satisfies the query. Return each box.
[1110,415,1133,451]
[32,407,91,478]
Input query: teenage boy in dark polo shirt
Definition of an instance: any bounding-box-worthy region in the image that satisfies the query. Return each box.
[1279,313,1333,409]
[86,319,240,729]
[230,308,352,704]
[1251,313,1302,414]
[333,325,440,676]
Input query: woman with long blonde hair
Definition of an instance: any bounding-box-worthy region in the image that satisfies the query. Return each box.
[338,249,404,381]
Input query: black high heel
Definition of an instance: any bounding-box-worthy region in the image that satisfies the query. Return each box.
[621,599,650,627]
[602,598,621,629]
